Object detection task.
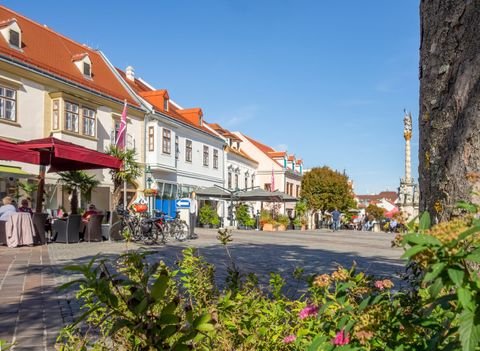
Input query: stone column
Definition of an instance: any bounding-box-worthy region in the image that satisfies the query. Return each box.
[403,112,413,184]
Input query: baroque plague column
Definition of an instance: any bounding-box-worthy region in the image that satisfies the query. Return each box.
[398,111,419,220]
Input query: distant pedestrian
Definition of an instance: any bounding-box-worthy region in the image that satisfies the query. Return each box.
[331,208,341,231]
[189,191,198,239]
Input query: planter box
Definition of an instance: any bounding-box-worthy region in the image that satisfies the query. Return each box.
[262,223,275,231]
[277,225,287,231]
[294,225,301,230]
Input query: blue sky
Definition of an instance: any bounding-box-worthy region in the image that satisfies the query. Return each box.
[3,0,420,194]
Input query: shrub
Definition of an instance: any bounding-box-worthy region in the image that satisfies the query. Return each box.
[277,214,290,227]
[199,204,215,225]
[235,203,253,228]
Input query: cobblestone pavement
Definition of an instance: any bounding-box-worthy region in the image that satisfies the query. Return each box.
[0,228,404,350]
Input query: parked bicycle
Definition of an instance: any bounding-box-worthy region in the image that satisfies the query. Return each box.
[117,208,160,244]
[153,210,189,243]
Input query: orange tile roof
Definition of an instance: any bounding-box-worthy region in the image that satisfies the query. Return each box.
[295,159,303,165]
[116,68,220,139]
[269,151,287,158]
[288,155,295,161]
[244,135,275,154]
[0,6,138,107]
[226,146,258,164]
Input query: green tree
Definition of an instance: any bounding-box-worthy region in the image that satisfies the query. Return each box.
[105,145,142,207]
[57,171,100,214]
[301,166,355,212]
[366,204,385,220]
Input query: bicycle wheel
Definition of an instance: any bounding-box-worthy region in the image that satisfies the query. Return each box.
[174,220,189,241]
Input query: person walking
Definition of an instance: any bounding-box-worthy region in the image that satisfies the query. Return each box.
[189,191,198,238]
[331,208,341,232]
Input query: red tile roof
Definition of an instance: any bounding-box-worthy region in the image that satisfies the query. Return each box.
[288,155,295,161]
[226,146,258,164]
[356,191,398,203]
[269,151,287,158]
[117,68,220,138]
[0,6,138,106]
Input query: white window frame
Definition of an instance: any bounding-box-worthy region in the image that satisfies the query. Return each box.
[0,85,17,122]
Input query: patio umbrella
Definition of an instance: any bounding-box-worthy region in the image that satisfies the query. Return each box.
[195,186,233,199]
[384,207,399,218]
[272,190,299,203]
[16,137,122,212]
[16,137,122,172]
[237,188,282,202]
[0,139,40,164]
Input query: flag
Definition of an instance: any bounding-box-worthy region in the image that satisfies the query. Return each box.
[271,167,275,192]
[116,100,128,150]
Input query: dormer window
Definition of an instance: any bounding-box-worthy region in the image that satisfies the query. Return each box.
[0,19,22,51]
[72,53,92,79]
[83,62,91,77]
[164,98,169,111]
[9,29,19,48]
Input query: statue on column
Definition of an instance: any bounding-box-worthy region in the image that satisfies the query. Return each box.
[404,110,412,140]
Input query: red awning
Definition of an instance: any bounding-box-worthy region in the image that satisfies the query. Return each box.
[17,137,122,172]
[0,139,40,164]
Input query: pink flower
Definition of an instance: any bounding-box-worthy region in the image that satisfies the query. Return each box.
[332,329,350,345]
[283,334,297,344]
[374,280,385,290]
[299,305,319,320]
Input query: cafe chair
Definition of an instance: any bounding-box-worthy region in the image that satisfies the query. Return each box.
[53,214,81,244]
[84,214,104,242]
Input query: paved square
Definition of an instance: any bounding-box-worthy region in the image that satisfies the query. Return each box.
[0,228,404,350]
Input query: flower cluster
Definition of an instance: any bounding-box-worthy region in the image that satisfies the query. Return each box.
[283,335,296,344]
[331,267,349,281]
[332,329,350,345]
[313,274,331,288]
[299,305,319,320]
[374,279,394,290]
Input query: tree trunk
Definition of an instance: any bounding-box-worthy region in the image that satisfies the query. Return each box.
[419,0,480,221]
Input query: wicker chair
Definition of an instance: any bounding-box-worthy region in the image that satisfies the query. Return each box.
[32,213,49,244]
[84,214,104,242]
[53,215,81,243]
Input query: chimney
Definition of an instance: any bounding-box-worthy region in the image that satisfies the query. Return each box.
[126,66,135,81]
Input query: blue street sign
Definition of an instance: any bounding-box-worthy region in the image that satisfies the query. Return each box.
[176,198,191,208]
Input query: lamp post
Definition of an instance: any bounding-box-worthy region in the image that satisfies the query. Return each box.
[145,165,154,215]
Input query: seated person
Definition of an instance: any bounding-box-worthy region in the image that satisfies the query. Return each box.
[80,204,100,239]
[18,199,33,215]
[0,196,16,222]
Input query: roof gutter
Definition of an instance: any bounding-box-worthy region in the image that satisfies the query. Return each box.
[0,54,144,112]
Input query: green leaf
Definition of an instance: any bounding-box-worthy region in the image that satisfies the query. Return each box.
[134,297,149,314]
[419,212,431,231]
[465,248,480,263]
[456,201,478,214]
[358,296,371,311]
[196,323,215,332]
[457,288,474,311]
[429,278,444,299]
[151,275,169,301]
[403,233,442,247]
[458,226,480,242]
[447,268,465,287]
[424,262,447,283]
[307,335,330,351]
[459,310,480,351]
[193,314,211,329]
[401,245,429,259]
[159,313,179,325]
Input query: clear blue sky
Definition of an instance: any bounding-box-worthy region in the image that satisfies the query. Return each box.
[3,0,420,194]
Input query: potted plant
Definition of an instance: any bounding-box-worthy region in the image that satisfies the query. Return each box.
[260,210,276,231]
[236,203,253,229]
[210,212,220,228]
[143,188,158,197]
[276,214,290,231]
[199,204,214,228]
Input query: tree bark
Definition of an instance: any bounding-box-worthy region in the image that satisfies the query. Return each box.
[419,0,480,221]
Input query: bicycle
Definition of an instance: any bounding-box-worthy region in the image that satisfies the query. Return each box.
[153,210,189,242]
[118,208,160,244]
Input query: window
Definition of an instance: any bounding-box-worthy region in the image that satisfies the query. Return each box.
[83,62,91,77]
[203,145,209,166]
[245,175,248,190]
[228,173,232,189]
[186,140,192,162]
[296,185,300,197]
[162,128,171,154]
[251,176,255,189]
[82,107,95,136]
[213,149,218,169]
[65,101,79,133]
[0,85,16,121]
[9,29,20,48]
[264,183,271,192]
[52,100,59,129]
[164,98,169,111]
[148,126,154,151]
[175,136,179,159]
[235,174,239,190]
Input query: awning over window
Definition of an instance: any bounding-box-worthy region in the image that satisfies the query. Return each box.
[0,165,36,178]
